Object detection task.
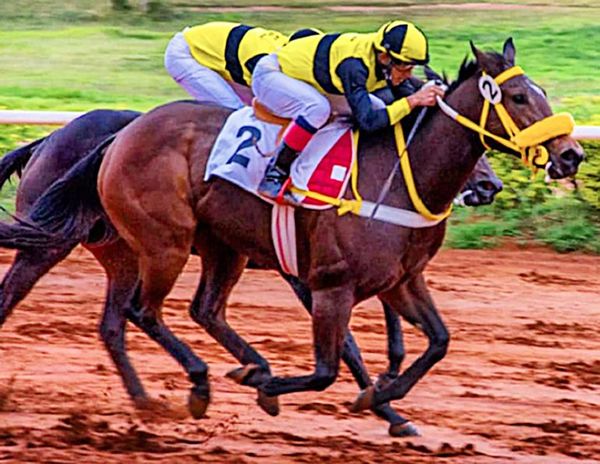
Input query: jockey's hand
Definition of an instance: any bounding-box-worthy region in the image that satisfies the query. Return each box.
[407,85,446,109]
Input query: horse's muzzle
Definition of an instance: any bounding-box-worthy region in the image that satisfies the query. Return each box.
[464,178,503,206]
[547,147,584,179]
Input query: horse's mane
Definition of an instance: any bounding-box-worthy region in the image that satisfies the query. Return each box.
[446,56,479,95]
[374,49,515,149]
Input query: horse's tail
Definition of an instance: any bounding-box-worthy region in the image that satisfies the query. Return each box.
[0,137,46,190]
[0,135,115,250]
[0,221,62,250]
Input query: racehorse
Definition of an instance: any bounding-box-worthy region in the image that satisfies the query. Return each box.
[0,108,501,436]
[0,40,583,431]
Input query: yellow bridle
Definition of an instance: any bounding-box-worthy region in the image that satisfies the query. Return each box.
[439,65,575,168]
[390,65,576,221]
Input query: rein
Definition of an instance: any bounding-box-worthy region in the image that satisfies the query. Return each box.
[368,104,429,223]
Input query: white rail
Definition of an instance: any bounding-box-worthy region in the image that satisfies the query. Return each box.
[572,125,600,140]
[0,110,599,140]
[0,110,84,126]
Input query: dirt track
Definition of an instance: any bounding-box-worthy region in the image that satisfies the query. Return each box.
[0,247,599,463]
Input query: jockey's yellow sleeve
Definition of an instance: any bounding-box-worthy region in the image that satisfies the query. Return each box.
[277,32,411,132]
[183,22,287,86]
[386,98,411,125]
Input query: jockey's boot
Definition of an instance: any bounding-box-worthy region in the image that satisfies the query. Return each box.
[257,142,299,200]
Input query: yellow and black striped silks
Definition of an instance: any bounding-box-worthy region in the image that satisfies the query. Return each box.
[277,32,388,96]
[183,22,287,86]
[277,32,412,131]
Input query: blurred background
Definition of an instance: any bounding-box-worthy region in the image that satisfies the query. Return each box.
[0,0,598,252]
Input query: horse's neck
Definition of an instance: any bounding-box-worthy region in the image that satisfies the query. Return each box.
[399,77,486,214]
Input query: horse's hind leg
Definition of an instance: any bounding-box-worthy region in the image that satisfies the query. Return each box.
[88,239,148,407]
[190,235,279,416]
[100,149,210,418]
[282,274,417,436]
[125,243,211,418]
[0,245,74,327]
[352,274,449,413]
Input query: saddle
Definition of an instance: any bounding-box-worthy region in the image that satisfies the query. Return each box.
[204,101,356,210]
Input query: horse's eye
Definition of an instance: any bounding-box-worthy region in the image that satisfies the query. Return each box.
[512,94,527,104]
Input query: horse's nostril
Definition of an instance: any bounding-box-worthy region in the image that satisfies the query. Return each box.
[477,181,497,193]
[560,149,580,164]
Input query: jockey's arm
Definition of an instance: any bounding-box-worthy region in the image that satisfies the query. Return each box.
[373,78,422,104]
[337,58,411,132]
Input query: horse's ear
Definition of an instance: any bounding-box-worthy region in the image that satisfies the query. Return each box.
[469,41,480,59]
[470,40,493,72]
[503,37,516,65]
[424,65,444,84]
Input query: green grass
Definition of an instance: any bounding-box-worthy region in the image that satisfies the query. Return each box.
[0,1,598,251]
[0,3,598,117]
[446,195,600,253]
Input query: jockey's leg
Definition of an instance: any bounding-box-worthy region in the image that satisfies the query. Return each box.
[252,54,330,199]
[164,32,245,110]
[229,81,253,107]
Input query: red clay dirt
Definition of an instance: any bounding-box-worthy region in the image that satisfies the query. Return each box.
[0,247,599,463]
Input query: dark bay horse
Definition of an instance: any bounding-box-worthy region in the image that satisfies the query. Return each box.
[1,40,583,431]
[0,110,141,317]
[0,109,500,436]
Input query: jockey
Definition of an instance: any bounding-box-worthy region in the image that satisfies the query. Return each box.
[164,22,321,110]
[252,20,445,200]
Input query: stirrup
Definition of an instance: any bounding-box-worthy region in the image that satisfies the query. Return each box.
[257,166,288,200]
[275,179,297,206]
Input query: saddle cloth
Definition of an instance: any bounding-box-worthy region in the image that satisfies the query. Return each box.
[204,106,355,209]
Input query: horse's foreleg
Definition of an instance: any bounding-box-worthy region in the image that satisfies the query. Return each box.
[282,274,417,436]
[190,237,280,415]
[0,245,74,326]
[351,274,449,412]
[383,301,405,378]
[259,285,352,397]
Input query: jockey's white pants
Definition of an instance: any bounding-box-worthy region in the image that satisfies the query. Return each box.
[164,32,252,110]
[252,54,330,131]
[252,54,386,129]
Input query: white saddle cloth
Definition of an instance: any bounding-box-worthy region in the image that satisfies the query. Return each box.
[204,106,353,209]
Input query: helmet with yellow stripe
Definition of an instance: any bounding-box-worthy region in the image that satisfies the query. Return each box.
[288,27,323,42]
[375,20,429,65]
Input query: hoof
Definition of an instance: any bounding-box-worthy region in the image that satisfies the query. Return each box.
[389,421,420,437]
[349,386,375,413]
[226,363,262,386]
[257,390,280,417]
[188,385,210,419]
